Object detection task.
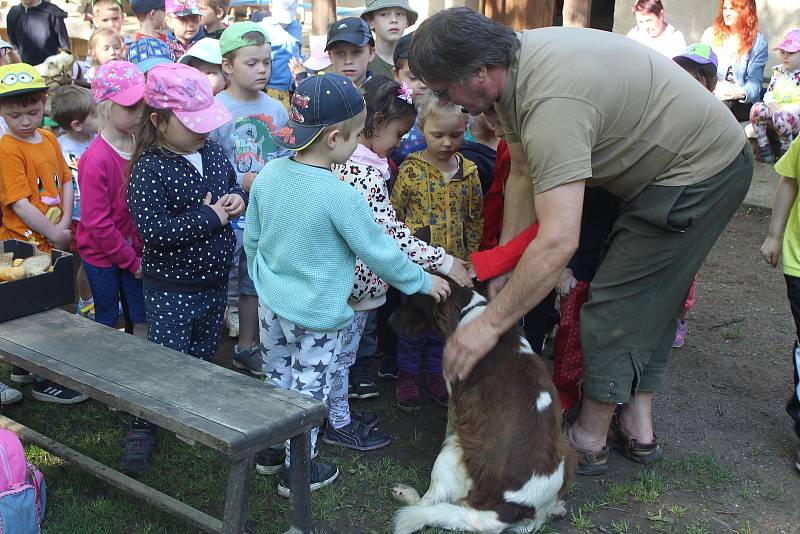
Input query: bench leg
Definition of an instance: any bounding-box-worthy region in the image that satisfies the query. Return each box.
[288,431,311,533]
[222,453,255,534]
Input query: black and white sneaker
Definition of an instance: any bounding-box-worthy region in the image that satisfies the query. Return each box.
[32,380,89,404]
[10,366,33,384]
[256,447,318,475]
[277,461,339,498]
[348,379,380,399]
[322,420,390,451]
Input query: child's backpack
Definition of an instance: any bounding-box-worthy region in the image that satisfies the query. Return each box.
[0,429,46,534]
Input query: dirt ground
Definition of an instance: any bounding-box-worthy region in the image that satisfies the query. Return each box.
[204,206,800,533]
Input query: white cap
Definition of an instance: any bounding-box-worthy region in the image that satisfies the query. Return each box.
[178,37,222,66]
[304,34,330,71]
[271,0,298,26]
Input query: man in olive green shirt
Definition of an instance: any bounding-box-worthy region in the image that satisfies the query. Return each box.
[411,8,753,476]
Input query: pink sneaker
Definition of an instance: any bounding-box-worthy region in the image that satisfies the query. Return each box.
[673,320,687,348]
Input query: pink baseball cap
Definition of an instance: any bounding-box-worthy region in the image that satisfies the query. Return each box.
[774,29,800,53]
[144,63,231,134]
[166,0,201,16]
[91,60,145,106]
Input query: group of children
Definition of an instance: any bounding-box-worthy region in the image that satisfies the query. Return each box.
[1,0,799,494]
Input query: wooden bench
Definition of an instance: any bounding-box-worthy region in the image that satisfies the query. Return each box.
[0,308,327,533]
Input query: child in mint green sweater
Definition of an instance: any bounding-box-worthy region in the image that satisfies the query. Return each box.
[243,73,450,497]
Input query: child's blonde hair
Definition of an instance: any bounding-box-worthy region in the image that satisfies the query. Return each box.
[92,0,122,14]
[50,86,95,131]
[415,95,468,129]
[89,28,124,66]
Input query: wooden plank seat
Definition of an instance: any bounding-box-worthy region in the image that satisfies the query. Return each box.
[0,308,327,533]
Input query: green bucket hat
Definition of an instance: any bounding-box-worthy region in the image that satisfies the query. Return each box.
[361,0,418,26]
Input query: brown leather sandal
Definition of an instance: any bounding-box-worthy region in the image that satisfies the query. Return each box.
[565,425,609,476]
[607,413,664,465]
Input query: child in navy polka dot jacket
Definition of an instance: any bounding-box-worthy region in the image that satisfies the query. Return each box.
[125,63,245,475]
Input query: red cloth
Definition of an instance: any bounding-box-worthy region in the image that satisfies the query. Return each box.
[479,139,510,251]
[552,281,590,410]
[76,135,142,274]
[471,223,538,281]
[134,31,167,42]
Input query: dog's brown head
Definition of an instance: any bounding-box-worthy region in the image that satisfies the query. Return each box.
[389,278,486,339]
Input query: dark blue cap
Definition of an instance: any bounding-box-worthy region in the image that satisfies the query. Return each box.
[275,73,365,150]
[129,0,165,13]
[325,17,374,51]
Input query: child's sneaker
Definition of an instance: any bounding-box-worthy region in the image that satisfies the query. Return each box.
[76,300,95,320]
[424,372,449,407]
[322,420,390,451]
[395,371,420,412]
[119,429,156,476]
[255,447,286,475]
[351,408,378,429]
[0,382,22,405]
[232,345,264,377]
[673,320,687,348]
[32,380,90,404]
[10,366,33,384]
[377,358,398,380]
[277,461,339,498]
[226,306,239,338]
[348,378,379,399]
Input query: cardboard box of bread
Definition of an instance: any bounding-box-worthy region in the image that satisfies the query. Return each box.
[0,240,74,322]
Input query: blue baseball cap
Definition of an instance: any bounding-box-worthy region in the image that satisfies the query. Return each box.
[325,17,374,51]
[127,37,174,73]
[275,73,365,150]
[129,0,165,14]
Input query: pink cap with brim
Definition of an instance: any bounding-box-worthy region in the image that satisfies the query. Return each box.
[144,63,232,134]
[304,34,331,72]
[92,60,145,105]
[774,29,800,53]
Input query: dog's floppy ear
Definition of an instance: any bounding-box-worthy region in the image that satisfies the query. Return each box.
[389,293,437,338]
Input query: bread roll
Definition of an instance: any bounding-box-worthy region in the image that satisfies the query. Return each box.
[21,255,51,276]
[0,266,27,281]
[0,253,12,267]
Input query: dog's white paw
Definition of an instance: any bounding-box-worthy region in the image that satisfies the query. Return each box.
[392,483,421,504]
[547,499,567,519]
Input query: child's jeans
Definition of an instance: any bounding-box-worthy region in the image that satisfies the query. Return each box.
[83,261,146,328]
[144,285,226,360]
[328,311,369,429]
[750,103,800,151]
[349,310,377,384]
[552,280,590,411]
[259,301,342,465]
[227,228,258,308]
[784,274,800,438]
[397,329,444,374]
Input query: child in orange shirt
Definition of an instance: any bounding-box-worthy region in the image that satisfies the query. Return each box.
[0,63,90,405]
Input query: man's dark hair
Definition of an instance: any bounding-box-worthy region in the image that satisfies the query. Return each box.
[632,0,664,15]
[409,7,519,85]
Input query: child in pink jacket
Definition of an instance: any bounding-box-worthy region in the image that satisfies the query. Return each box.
[77,61,146,336]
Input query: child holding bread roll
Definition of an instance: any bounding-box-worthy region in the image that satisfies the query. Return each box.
[0,63,89,405]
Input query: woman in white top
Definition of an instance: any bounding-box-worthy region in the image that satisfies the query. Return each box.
[701,0,768,121]
[626,0,686,58]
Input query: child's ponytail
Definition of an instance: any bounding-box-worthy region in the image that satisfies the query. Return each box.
[362,75,417,140]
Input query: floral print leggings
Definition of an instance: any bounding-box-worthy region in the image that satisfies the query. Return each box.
[750,102,800,152]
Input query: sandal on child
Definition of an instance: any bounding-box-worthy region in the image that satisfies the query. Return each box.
[565,425,609,476]
[607,413,663,465]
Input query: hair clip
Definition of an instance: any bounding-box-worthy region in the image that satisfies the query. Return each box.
[397,81,413,104]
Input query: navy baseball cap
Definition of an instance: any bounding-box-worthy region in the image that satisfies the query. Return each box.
[393,32,413,65]
[127,37,174,73]
[325,17,374,51]
[275,73,365,151]
[130,0,165,13]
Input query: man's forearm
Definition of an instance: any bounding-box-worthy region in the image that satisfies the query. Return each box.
[483,233,575,335]
[499,169,535,245]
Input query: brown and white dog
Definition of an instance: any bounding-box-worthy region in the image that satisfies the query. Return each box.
[389,284,575,534]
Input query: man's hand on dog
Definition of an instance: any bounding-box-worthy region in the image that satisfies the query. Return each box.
[444,316,499,382]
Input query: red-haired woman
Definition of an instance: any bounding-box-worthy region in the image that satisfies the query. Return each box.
[701,0,768,121]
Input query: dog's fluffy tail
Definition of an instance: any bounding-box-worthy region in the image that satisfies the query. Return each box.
[394,503,507,534]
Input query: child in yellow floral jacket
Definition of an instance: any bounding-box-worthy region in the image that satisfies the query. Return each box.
[390,96,483,411]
